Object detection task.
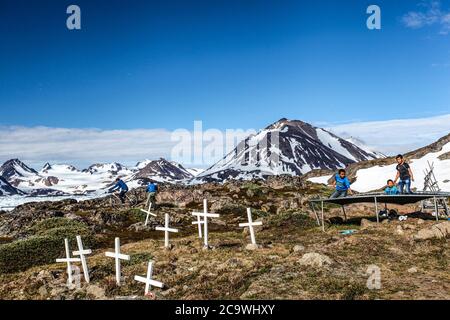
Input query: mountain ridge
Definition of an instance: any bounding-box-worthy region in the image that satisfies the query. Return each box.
[194,118,380,183]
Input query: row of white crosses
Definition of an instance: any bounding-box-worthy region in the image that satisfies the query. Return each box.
[55,199,262,295]
[145,198,262,248]
[56,236,163,294]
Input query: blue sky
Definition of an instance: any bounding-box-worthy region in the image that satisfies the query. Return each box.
[0,0,449,167]
[1,0,449,130]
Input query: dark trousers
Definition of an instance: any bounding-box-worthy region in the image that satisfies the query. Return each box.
[119,190,127,203]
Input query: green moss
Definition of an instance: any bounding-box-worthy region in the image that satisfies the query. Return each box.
[268,211,316,229]
[126,252,153,266]
[28,217,89,236]
[0,218,94,274]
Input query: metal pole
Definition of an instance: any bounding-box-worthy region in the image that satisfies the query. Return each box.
[341,205,347,221]
[321,201,325,232]
[310,202,320,226]
[374,196,379,223]
[434,196,439,222]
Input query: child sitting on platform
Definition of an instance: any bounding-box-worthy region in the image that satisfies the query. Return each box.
[384,179,399,195]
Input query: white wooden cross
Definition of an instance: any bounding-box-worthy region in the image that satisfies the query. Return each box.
[73,235,92,283]
[134,261,164,295]
[191,199,220,248]
[56,238,81,284]
[239,208,263,245]
[141,202,156,226]
[191,199,207,238]
[105,237,130,286]
[155,213,179,248]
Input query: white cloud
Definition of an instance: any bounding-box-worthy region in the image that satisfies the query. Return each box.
[0,125,255,170]
[402,1,450,34]
[0,126,177,169]
[327,114,450,156]
[1,114,449,169]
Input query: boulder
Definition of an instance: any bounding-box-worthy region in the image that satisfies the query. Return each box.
[413,221,450,240]
[245,243,259,251]
[395,225,404,236]
[297,252,333,267]
[127,222,150,232]
[407,267,418,273]
[293,245,305,252]
[86,284,107,300]
[360,218,376,229]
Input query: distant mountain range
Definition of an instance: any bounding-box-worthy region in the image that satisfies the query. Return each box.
[0,158,201,196]
[0,118,387,197]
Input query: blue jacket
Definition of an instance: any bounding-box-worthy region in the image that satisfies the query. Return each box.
[385,186,399,195]
[146,183,158,193]
[335,174,351,191]
[111,180,128,192]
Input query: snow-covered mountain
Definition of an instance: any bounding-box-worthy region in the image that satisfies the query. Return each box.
[133,158,194,182]
[0,158,195,197]
[308,133,450,192]
[185,167,204,177]
[82,162,130,175]
[0,159,39,187]
[0,177,24,196]
[194,118,380,183]
[344,137,387,158]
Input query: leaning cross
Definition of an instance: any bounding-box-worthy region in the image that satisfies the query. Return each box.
[239,208,263,245]
[141,202,156,226]
[56,238,81,284]
[155,213,179,248]
[191,199,220,248]
[105,237,130,286]
[73,235,92,283]
[134,261,164,295]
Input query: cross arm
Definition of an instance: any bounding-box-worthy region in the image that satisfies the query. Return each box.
[105,252,130,260]
[134,275,164,288]
[56,258,81,263]
[239,221,263,227]
[191,212,220,218]
[73,249,92,255]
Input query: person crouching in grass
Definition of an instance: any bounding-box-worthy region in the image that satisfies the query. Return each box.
[384,179,399,195]
[330,169,353,198]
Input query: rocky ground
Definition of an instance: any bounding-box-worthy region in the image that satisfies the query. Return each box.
[0,177,449,300]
